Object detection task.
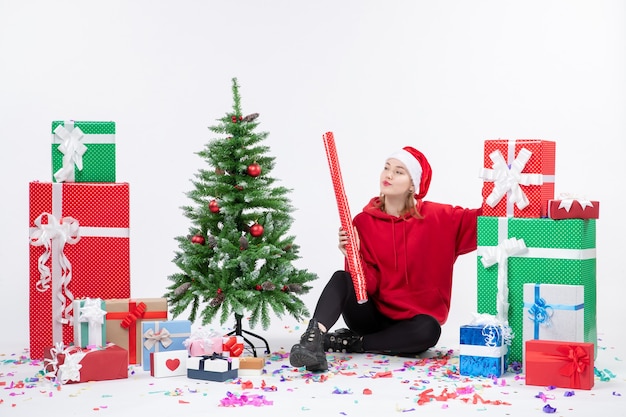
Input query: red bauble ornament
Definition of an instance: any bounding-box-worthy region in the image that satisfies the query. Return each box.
[250,223,264,237]
[255,284,262,291]
[231,116,237,123]
[191,234,205,245]
[247,162,261,177]
[234,185,244,191]
[209,199,220,213]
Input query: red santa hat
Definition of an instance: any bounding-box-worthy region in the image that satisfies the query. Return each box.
[386,146,432,200]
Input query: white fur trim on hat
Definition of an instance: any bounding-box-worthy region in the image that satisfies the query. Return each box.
[386,149,422,192]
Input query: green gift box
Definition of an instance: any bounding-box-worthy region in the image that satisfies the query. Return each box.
[476,216,596,365]
[51,120,116,183]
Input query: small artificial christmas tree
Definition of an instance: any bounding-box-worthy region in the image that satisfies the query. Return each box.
[165,77,317,335]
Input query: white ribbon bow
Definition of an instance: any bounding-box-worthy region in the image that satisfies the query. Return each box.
[57,349,86,384]
[43,342,65,379]
[53,123,87,183]
[29,212,80,324]
[44,343,86,384]
[79,298,106,325]
[480,237,528,324]
[143,328,173,350]
[557,193,594,212]
[480,148,544,210]
[79,298,107,345]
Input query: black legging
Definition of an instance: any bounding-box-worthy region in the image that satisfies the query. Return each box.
[313,270,442,354]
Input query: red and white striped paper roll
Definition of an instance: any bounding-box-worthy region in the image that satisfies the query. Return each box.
[322,132,368,303]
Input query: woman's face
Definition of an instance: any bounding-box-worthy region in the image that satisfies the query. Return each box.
[380,158,413,197]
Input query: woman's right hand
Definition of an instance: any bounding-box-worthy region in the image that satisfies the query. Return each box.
[338,226,359,257]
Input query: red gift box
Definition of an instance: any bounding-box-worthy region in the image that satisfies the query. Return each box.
[105,298,168,365]
[480,139,556,218]
[525,339,594,390]
[29,182,130,360]
[547,197,599,220]
[43,343,129,384]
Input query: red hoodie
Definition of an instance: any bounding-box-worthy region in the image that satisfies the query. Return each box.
[349,197,481,325]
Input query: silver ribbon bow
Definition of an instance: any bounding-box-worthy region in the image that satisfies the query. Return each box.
[143,328,172,350]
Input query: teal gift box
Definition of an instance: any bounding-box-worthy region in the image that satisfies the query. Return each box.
[51,120,116,183]
[72,298,107,348]
[476,216,596,365]
[141,320,191,371]
[459,323,508,377]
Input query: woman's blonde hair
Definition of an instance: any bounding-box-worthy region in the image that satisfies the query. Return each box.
[376,191,424,219]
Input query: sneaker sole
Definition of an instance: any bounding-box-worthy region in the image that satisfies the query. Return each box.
[289,345,328,371]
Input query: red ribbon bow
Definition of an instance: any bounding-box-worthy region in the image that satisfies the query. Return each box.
[557,345,590,383]
[222,336,244,357]
[120,302,147,329]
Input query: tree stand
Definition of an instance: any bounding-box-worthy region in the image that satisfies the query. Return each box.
[226,313,270,357]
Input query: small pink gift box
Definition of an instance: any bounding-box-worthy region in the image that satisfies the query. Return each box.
[184,328,223,357]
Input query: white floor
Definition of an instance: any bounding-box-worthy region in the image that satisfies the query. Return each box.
[1,320,624,417]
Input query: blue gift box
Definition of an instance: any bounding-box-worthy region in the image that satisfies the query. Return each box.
[459,324,508,377]
[141,320,191,371]
[187,354,239,382]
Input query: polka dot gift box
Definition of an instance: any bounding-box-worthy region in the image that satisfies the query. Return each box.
[476,216,596,366]
[479,139,556,218]
[51,120,116,183]
[28,181,130,360]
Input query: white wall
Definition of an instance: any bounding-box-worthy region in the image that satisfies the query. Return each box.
[1,0,624,351]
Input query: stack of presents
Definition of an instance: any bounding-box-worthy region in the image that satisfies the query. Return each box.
[459,139,599,390]
[28,120,265,385]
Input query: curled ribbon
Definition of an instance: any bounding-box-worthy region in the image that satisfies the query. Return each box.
[527,296,554,327]
[143,328,172,350]
[53,123,88,183]
[480,237,528,325]
[29,212,80,324]
[470,312,513,348]
[557,193,594,212]
[479,148,544,210]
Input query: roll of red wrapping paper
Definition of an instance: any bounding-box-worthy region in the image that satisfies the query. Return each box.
[322,132,368,303]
